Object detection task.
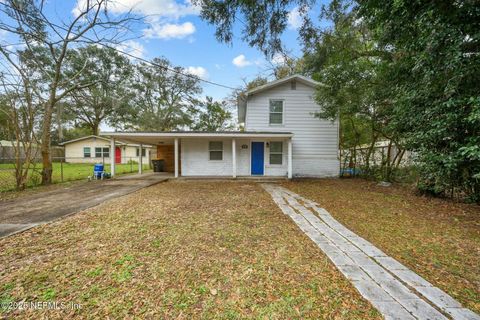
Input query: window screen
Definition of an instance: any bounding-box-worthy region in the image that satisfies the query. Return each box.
[136,148,146,157]
[209,141,223,160]
[83,147,91,158]
[269,141,283,165]
[269,100,283,124]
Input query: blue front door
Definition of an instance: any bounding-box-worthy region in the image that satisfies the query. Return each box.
[251,142,264,175]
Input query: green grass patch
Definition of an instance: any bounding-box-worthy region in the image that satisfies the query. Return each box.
[0,162,151,192]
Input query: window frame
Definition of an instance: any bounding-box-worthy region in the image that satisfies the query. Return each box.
[83,147,91,158]
[95,147,110,158]
[269,141,283,165]
[136,147,146,157]
[95,147,102,158]
[208,141,224,161]
[269,99,284,125]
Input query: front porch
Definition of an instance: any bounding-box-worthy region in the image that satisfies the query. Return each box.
[100,131,294,179]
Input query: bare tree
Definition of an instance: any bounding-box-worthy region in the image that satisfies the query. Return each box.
[0,0,136,184]
[0,71,40,190]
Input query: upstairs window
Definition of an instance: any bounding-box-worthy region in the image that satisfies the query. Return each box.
[83,147,91,158]
[95,147,109,158]
[209,141,223,160]
[269,141,283,165]
[269,100,283,125]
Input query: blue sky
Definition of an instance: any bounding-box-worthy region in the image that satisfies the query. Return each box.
[0,0,328,101]
[54,0,308,101]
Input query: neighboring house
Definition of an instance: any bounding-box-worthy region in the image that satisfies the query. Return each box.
[59,135,151,164]
[100,75,339,178]
[343,140,413,168]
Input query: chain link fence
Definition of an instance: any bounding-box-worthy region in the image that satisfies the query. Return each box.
[0,156,152,192]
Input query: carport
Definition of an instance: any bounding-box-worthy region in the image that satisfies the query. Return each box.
[100,131,294,179]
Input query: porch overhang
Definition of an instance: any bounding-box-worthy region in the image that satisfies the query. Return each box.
[99,131,293,145]
[100,131,294,179]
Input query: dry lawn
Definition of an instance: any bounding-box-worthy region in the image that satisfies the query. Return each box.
[0,181,380,319]
[282,178,480,314]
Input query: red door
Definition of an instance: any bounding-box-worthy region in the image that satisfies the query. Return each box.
[115,147,121,164]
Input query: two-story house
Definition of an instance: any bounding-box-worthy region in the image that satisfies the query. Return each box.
[101,74,339,178]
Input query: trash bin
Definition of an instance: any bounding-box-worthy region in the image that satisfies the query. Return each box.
[152,159,165,172]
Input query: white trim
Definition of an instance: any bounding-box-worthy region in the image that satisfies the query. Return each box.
[174,138,179,178]
[110,138,116,177]
[139,143,143,174]
[246,74,323,96]
[60,135,109,146]
[288,139,292,179]
[268,141,283,166]
[232,139,236,178]
[269,99,285,126]
[60,135,152,147]
[83,146,91,158]
[250,140,265,176]
[101,132,293,139]
[208,140,224,161]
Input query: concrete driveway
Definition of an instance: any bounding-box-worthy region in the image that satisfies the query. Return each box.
[0,173,170,238]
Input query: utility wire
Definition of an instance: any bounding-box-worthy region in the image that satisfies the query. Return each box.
[0,2,238,90]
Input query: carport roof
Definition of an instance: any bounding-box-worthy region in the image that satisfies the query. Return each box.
[100,131,293,145]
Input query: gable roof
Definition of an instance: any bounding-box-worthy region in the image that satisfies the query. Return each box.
[246,74,321,96]
[58,135,110,146]
[237,74,322,123]
[58,135,152,148]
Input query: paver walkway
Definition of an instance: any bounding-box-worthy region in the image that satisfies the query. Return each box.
[262,184,480,320]
[0,173,170,238]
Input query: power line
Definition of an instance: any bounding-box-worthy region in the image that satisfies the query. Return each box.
[0,1,238,91]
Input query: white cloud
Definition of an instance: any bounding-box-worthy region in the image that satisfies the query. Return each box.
[271,53,287,65]
[186,66,208,79]
[232,54,253,68]
[114,40,146,59]
[73,0,199,41]
[73,0,199,20]
[287,7,302,30]
[144,22,195,39]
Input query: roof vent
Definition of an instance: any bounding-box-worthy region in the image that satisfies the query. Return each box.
[291,80,296,90]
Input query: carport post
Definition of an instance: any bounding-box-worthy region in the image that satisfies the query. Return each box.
[232,138,236,178]
[174,138,179,178]
[110,137,116,177]
[287,138,292,179]
[138,144,143,174]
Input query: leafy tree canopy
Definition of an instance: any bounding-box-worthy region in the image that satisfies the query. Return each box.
[194,96,233,131]
[195,0,480,201]
[129,58,203,131]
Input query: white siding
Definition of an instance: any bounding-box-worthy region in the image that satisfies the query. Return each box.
[64,138,150,164]
[245,81,339,177]
[236,139,250,176]
[181,138,233,176]
[64,138,111,163]
[180,138,289,177]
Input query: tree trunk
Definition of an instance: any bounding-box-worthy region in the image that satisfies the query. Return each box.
[92,123,99,136]
[41,103,54,185]
[56,102,64,141]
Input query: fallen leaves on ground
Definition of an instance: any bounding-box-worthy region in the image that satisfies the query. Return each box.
[282,178,480,314]
[0,180,380,319]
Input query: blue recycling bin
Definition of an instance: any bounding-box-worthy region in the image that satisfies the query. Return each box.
[93,163,104,179]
